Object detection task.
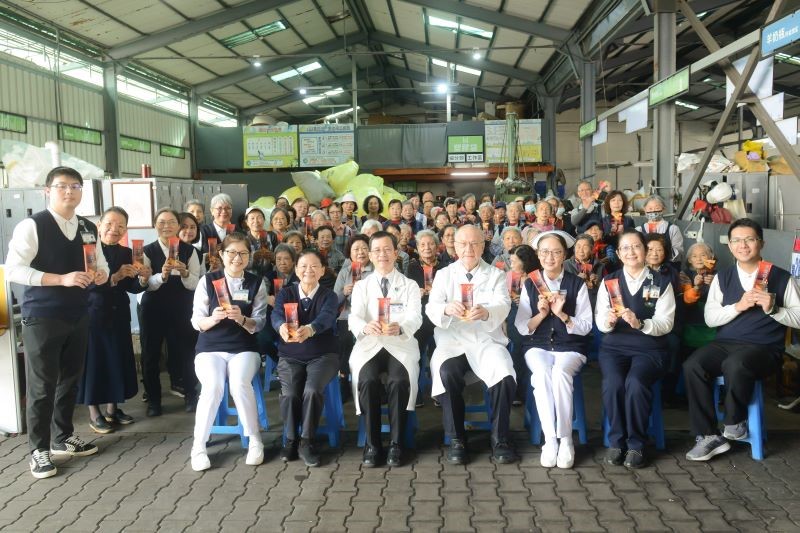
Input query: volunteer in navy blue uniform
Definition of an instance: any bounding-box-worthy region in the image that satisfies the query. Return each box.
[199,193,234,255]
[5,166,110,479]
[595,229,675,469]
[189,232,267,471]
[685,219,800,461]
[272,249,339,467]
[140,208,202,416]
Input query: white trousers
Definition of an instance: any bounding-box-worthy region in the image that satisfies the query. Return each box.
[524,348,586,440]
[193,351,261,451]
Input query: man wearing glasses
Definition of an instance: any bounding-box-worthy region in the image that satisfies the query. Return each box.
[199,193,235,255]
[426,225,517,464]
[685,218,800,461]
[6,167,110,478]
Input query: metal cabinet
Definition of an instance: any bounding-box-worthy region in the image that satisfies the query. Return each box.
[725,172,768,228]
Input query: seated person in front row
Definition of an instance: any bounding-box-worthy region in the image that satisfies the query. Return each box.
[426,225,518,465]
[272,250,339,467]
[189,233,267,471]
[348,231,422,468]
[685,219,800,461]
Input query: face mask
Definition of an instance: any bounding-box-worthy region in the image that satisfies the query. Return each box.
[556,207,565,217]
[524,205,535,214]
[645,211,662,221]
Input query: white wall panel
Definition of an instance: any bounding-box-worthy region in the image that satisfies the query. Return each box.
[118,100,189,147]
[58,83,104,130]
[0,62,58,122]
[119,149,191,179]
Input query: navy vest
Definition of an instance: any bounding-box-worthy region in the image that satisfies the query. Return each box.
[521,272,590,354]
[22,211,97,320]
[715,264,789,350]
[195,270,261,354]
[276,284,337,361]
[140,239,196,311]
[600,268,671,353]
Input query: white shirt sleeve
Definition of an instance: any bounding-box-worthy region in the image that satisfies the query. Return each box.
[595,280,614,333]
[248,281,268,333]
[570,284,594,336]
[5,218,44,286]
[181,249,201,291]
[669,224,684,262]
[515,283,534,336]
[190,277,210,331]
[704,275,741,327]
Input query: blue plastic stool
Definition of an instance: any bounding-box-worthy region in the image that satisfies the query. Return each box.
[210,373,269,448]
[264,356,279,389]
[525,372,588,445]
[443,384,493,444]
[357,409,418,449]
[713,376,765,460]
[602,381,666,450]
[282,376,345,448]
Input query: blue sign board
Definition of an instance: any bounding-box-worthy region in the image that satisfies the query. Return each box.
[762,10,800,56]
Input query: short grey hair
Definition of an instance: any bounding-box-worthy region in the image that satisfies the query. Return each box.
[311,210,330,221]
[501,226,522,237]
[184,199,204,211]
[416,229,440,246]
[478,202,494,213]
[210,193,233,209]
[644,195,666,210]
[361,219,383,234]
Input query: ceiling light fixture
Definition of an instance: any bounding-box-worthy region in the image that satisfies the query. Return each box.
[472,48,481,60]
[252,56,262,68]
[299,88,307,95]
[451,171,489,176]
[436,83,447,94]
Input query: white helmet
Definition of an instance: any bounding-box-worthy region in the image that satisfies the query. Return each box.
[706,182,733,204]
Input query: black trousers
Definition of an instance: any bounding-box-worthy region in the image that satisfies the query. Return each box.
[684,340,779,436]
[277,353,339,442]
[22,316,89,452]
[358,349,411,448]
[140,308,197,406]
[599,347,667,451]
[437,354,515,443]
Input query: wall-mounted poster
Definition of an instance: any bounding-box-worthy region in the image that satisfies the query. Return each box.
[243,124,298,168]
[447,135,484,163]
[299,123,355,167]
[484,119,542,164]
[111,181,154,228]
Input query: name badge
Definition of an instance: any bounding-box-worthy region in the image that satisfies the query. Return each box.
[647,286,660,300]
[232,289,250,302]
[81,232,96,244]
[390,303,404,314]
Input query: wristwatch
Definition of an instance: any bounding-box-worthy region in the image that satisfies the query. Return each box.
[562,315,572,328]
[637,319,645,330]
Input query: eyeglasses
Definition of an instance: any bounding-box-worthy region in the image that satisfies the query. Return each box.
[729,237,760,246]
[619,244,644,253]
[455,241,483,249]
[214,206,232,212]
[224,250,250,259]
[371,247,396,255]
[50,183,83,191]
[537,249,564,258]
[156,220,178,227]
[645,210,663,215]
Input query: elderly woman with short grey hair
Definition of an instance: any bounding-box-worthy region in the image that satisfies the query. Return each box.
[199,193,235,255]
[635,195,684,266]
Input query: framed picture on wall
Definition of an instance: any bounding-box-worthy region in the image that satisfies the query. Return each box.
[111,181,154,228]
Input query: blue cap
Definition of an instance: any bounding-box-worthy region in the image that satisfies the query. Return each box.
[494,201,507,209]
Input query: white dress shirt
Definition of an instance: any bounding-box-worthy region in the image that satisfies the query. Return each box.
[704,262,800,329]
[5,208,109,286]
[595,267,675,336]
[515,270,593,337]
[143,240,201,291]
[636,220,684,262]
[191,272,268,334]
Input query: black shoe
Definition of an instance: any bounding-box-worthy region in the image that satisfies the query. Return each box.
[415,395,424,408]
[432,398,441,408]
[492,440,517,464]
[104,409,134,425]
[170,385,186,398]
[146,403,162,417]
[604,447,625,466]
[51,435,98,457]
[89,415,114,434]
[280,440,299,462]
[512,399,523,407]
[29,449,57,479]
[185,396,197,413]
[624,449,647,469]
[298,439,320,467]
[386,442,402,467]
[362,445,381,468]
[447,438,467,465]
[141,391,148,403]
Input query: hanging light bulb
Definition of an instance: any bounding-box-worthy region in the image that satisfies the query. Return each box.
[252,55,262,67]
[472,48,481,60]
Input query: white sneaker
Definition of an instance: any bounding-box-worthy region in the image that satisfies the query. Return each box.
[556,439,575,469]
[540,439,558,468]
[246,442,264,466]
[190,451,211,472]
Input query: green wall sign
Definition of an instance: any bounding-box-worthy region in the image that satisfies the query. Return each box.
[0,111,26,133]
[447,135,484,163]
[648,67,690,107]
[120,135,151,153]
[579,118,597,140]
[59,124,102,145]
[160,144,186,159]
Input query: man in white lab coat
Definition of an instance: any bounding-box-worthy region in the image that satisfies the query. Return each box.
[426,224,517,464]
[349,231,422,468]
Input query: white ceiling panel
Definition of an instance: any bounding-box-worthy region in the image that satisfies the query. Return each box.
[545,0,592,30]
[92,1,186,33]
[164,0,235,19]
[209,22,250,41]
[192,58,249,77]
[229,40,277,58]
[367,0,397,34]
[428,29,457,51]
[280,1,336,43]
[479,72,508,93]
[464,0,504,9]
[213,87,263,108]
[505,85,525,98]
[240,11,284,31]
[264,31,308,54]
[388,1,426,42]
[387,56,407,69]
[517,38,554,73]
[488,28,531,66]
[503,0,548,22]
[168,34,229,57]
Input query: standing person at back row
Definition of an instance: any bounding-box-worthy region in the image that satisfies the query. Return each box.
[199,194,235,256]
[426,224,518,465]
[636,195,684,266]
[685,219,800,461]
[5,166,110,479]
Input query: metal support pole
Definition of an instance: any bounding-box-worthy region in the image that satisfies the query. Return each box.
[188,89,200,178]
[446,92,452,123]
[351,57,358,125]
[580,60,595,180]
[102,63,120,177]
[540,93,559,164]
[653,0,677,200]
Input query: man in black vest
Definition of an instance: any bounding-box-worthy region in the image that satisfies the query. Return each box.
[5,166,110,478]
[685,218,800,461]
